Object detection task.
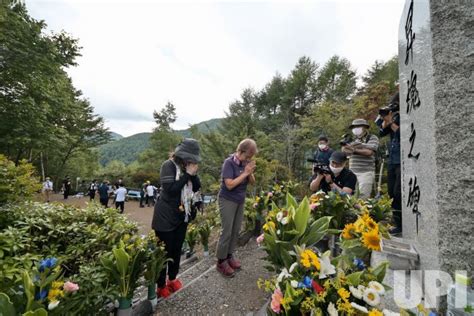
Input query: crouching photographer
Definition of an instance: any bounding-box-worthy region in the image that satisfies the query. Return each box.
[376,91,402,234]
[310,151,357,195]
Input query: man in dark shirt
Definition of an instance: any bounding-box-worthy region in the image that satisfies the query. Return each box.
[377,91,401,233]
[98,180,110,207]
[310,151,357,195]
[313,135,334,165]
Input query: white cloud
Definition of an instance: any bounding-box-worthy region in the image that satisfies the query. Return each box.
[27,0,405,137]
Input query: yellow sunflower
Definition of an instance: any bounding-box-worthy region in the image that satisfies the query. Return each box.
[354,217,366,233]
[342,223,356,239]
[300,249,320,270]
[368,309,383,316]
[361,229,381,251]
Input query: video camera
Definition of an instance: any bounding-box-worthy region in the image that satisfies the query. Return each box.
[339,133,353,146]
[307,159,332,175]
[377,96,401,126]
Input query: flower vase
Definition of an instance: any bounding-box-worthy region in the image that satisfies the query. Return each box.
[147,284,157,307]
[117,297,132,316]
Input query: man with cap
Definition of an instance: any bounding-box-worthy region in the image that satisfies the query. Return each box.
[313,135,334,165]
[151,138,202,299]
[42,177,53,202]
[342,118,379,199]
[310,151,357,195]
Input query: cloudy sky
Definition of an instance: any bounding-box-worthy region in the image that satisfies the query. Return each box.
[28,0,405,137]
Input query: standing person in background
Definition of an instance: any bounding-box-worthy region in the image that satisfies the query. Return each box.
[216,138,257,278]
[139,182,147,208]
[146,182,157,207]
[342,119,379,199]
[98,180,110,207]
[151,138,202,298]
[42,177,53,203]
[88,180,98,201]
[376,91,402,233]
[313,135,334,165]
[114,183,127,214]
[62,176,71,199]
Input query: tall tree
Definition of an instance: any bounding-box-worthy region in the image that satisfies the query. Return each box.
[316,55,357,103]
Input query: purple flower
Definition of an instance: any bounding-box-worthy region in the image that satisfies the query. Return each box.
[298,276,312,289]
[35,289,48,300]
[39,257,58,272]
[353,258,365,270]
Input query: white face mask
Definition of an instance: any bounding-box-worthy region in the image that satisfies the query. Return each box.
[318,144,327,150]
[352,127,364,136]
[330,165,343,174]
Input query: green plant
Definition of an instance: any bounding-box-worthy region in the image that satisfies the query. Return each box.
[185,225,199,253]
[144,233,169,287]
[0,155,41,205]
[197,221,212,252]
[100,238,147,300]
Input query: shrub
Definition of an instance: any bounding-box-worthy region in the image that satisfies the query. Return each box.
[0,155,41,205]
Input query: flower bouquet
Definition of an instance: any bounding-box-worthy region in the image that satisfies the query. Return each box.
[198,220,212,256]
[185,224,199,258]
[259,245,390,315]
[259,193,331,271]
[101,237,147,314]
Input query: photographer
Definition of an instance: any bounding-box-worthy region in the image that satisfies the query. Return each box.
[376,91,401,233]
[342,119,379,199]
[310,151,357,195]
[313,135,334,165]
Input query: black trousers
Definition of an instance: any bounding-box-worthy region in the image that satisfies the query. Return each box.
[387,164,402,231]
[100,197,108,208]
[146,195,153,206]
[115,201,124,213]
[155,222,188,288]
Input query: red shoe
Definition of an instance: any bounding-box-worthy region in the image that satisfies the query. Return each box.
[157,286,171,298]
[228,256,241,270]
[167,279,183,293]
[216,260,235,278]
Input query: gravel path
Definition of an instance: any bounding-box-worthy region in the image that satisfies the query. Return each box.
[155,239,272,316]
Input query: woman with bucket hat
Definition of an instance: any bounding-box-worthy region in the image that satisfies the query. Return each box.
[151,138,202,298]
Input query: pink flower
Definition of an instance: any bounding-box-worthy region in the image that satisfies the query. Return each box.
[253,203,259,208]
[271,288,283,313]
[310,203,318,210]
[267,192,273,198]
[63,281,79,293]
[256,234,264,245]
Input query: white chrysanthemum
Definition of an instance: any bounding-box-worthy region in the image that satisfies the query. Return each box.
[349,286,364,299]
[281,217,289,225]
[351,302,369,313]
[290,280,299,288]
[289,262,298,273]
[327,302,338,316]
[383,309,401,316]
[48,301,60,310]
[276,212,284,222]
[368,281,385,295]
[277,229,281,235]
[319,251,336,279]
[363,288,381,306]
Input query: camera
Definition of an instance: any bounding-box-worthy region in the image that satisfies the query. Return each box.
[307,159,332,175]
[340,133,353,146]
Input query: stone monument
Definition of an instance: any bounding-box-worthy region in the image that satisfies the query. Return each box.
[398,0,473,292]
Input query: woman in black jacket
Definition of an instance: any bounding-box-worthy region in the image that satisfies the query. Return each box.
[151,138,202,298]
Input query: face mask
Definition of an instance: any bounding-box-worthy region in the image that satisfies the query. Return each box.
[330,165,343,174]
[352,127,364,136]
[318,144,327,150]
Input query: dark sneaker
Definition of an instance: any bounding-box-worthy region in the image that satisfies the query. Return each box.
[216,260,235,278]
[157,286,171,298]
[228,257,241,270]
[167,279,182,292]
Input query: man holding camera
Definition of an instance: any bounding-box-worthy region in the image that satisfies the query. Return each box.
[342,119,379,199]
[376,91,401,233]
[310,151,357,195]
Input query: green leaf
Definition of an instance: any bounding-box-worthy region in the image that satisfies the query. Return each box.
[293,197,310,237]
[372,261,389,282]
[346,271,363,286]
[300,216,331,246]
[0,292,16,316]
[22,308,48,316]
[112,247,130,277]
[286,193,298,210]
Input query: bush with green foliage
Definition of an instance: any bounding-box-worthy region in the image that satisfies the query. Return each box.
[0,155,41,205]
